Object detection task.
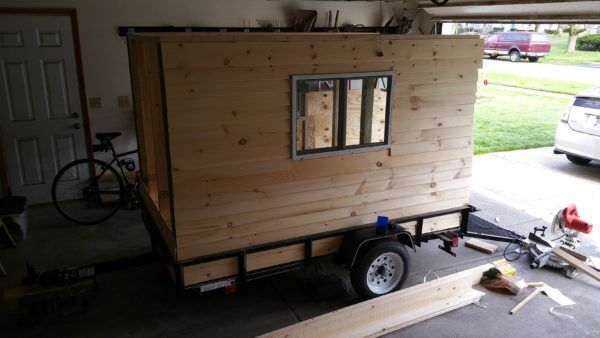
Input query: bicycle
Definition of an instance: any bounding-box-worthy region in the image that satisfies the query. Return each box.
[51,132,139,225]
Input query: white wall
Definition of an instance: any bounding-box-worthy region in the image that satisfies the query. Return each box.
[0,0,419,156]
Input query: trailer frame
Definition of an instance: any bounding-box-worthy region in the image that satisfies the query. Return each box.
[141,201,480,294]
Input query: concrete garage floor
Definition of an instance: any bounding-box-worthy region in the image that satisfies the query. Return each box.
[2,150,600,337]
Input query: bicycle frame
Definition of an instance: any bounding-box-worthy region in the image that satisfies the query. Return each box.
[94,141,138,188]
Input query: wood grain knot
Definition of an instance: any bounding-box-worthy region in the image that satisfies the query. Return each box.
[430,182,437,188]
[227,222,233,228]
[238,138,247,145]
[376,161,383,167]
[223,58,231,66]
[351,211,357,216]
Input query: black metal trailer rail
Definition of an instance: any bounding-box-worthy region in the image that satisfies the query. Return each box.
[141,203,512,293]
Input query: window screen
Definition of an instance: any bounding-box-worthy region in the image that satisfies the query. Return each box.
[292,72,393,159]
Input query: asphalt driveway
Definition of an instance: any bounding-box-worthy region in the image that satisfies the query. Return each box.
[472,147,600,245]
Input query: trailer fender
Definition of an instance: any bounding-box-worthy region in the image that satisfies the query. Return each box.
[334,228,416,268]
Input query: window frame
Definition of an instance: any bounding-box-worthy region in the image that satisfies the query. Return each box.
[291,71,394,160]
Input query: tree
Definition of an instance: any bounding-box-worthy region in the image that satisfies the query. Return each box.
[564,25,587,53]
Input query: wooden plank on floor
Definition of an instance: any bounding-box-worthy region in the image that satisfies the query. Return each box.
[552,247,600,282]
[258,264,490,338]
[465,238,498,254]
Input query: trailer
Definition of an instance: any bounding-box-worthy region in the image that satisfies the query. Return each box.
[127,32,483,298]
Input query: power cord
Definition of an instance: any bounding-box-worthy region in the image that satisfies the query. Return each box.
[503,231,527,262]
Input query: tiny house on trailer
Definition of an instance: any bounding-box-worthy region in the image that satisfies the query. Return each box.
[127,32,482,298]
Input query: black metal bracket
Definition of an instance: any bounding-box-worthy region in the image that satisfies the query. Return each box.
[414,218,424,247]
[238,251,247,283]
[305,239,313,267]
[436,231,458,257]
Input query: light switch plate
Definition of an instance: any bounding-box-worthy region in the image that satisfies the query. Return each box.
[89,97,103,109]
[118,95,130,108]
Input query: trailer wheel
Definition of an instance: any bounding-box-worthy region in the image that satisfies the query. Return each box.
[350,240,410,299]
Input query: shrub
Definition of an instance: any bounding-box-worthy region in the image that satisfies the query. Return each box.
[576,34,600,51]
[544,29,558,35]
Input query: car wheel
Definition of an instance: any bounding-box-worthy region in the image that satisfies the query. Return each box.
[350,240,410,299]
[566,154,591,165]
[509,50,521,62]
[528,57,539,62]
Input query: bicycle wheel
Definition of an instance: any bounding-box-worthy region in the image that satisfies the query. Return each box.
[52,159,124,225]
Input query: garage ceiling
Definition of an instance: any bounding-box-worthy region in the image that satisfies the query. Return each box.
[417,0,600,23]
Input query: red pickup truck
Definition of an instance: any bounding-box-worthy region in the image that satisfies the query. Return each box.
[484,32,551,62]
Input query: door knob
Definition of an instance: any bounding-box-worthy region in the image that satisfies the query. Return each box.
[72,112,80,119]
[73,122,81,129]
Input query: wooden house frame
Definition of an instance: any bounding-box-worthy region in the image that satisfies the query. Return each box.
[127,32,482,293]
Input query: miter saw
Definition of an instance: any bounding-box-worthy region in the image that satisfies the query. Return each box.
[527,204,593,278]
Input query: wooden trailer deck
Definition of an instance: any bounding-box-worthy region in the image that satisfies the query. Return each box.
[127,32,482,290]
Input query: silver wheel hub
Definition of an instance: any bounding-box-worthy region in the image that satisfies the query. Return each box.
[366,252,403,294]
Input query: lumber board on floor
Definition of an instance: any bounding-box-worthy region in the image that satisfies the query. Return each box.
[465,238,498,254]
[258,264,489,338]
[552,247,600,282]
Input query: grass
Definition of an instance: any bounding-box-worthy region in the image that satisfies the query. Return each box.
[541,36,600,65]
[483,72,595,95]
[474,87,571,155]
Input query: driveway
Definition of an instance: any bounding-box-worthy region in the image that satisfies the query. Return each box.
[472,147,600,245]
[482,59,600,85]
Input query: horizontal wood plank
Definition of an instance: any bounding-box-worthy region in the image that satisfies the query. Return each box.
[130,33,480,265]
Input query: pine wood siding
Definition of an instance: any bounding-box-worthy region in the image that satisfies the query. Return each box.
[128,33,482,286]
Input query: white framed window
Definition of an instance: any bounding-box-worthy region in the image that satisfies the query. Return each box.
[291,71,394,160]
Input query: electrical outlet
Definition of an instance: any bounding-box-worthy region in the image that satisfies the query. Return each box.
[89,97,103,109]
[118,96,130,108]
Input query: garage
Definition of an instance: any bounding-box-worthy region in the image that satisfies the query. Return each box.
[1,1,599,337]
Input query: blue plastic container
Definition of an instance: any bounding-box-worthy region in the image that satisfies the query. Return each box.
[376,216,389,235]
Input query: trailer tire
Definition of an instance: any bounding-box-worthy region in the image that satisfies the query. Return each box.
[350,240,410,299]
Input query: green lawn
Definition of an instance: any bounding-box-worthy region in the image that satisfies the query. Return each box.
[541,36,600,65]
[474,87,571,155]
[483,72,595,95]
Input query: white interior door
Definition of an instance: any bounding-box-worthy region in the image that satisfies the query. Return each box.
[0,14,87,204]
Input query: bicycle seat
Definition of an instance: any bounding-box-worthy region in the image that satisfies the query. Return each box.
[95,132,122,142]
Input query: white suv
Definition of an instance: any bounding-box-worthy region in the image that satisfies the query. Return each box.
[554,87,600,165]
